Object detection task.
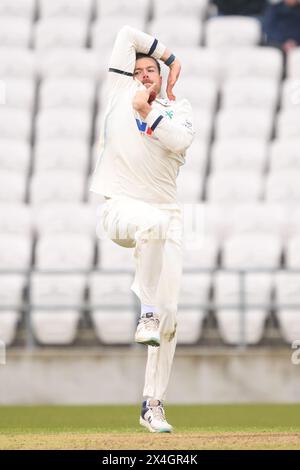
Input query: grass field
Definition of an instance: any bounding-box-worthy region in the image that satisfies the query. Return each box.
[1,404,300,450]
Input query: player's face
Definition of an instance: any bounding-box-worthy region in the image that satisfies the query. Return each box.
[134,57,162,96]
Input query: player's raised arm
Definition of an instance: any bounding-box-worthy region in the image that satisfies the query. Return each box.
[107,25,181,101]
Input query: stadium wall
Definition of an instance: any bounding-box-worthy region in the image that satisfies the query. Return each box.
[0,347,299,404]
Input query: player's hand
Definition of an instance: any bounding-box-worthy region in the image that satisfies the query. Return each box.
[166,59,181,101]
[132,83,156,112]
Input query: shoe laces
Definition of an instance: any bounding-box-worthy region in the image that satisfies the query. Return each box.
[140,316,159,331]
[151,405,166,422]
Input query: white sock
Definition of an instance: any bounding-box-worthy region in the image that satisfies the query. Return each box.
[141,303,155,317]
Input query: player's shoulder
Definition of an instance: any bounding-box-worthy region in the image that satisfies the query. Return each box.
[156,96,192,111]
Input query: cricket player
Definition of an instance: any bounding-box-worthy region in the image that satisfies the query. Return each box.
[90,25,194,433]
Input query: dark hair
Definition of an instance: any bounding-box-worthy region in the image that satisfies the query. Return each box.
[135,52,161,74]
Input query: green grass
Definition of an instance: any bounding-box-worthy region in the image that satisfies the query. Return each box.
[1,404,300,435]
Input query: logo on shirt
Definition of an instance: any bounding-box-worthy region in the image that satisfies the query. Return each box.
[136,118,153,135]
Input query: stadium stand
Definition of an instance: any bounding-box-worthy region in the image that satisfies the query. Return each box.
[0,0,299,349]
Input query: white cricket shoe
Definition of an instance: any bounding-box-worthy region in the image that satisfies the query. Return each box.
[134,312,160,347]
[140,399,173,433]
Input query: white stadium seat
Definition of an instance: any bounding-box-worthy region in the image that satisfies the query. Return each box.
[275,272,300,343]
[207,172,263,203]
[31,273,86,307]
[0,17,32,48]
[214,272,273,308]
[180,273,211,305]
[214,272,271,344]
[199,203,236,242]
[222,234,281,269]
[30,171,85,205]
[34,18,89,50]
[265,171,300,203]
[287,47,300,78]
[175,77,218,111]
[184,139,208,174]
[2,78,36,110]
[176,169,203,202]
[211,139,268,174]
[96,0,150,19]
[152,0,208,18]
[176,309,207,344]
[0,108,32,141]
[0,48,36,79]
[0,203,32,236]
[171,47,220,82]
[148,18,202,47]
[183,237,219,269]
[31,310,81,345]
[286,236,300,269]
[91,17,145,52]
[90,272,136,344]
[0,171,27,203]
[39,78,96,110]
[215,108,273,140]
[0,0,36,19]
[0,311,21,345]
[0,273,23,342]
[270,139,300,172]
[192,108,214,142]
[0,234,31,269]
[230,204,286,239]
[37,49,101,80]
[223,47,283,82]
[91,309,137,344]
[222,78,279,111]
[36,108,92,141]
[90,273,134,306]
[0,275,26,307]
[281,79,300,108]
[39,0,94,19]
[205,16,261,48]
[34,139,90,173]
[0,140,31,173]
[97,238,135,270]
[276,109,300,139]
[34,203,95,236]
[35,233,94,270]
[216,309,268,345]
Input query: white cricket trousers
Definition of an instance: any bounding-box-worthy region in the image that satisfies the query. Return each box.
[99,196,183,401]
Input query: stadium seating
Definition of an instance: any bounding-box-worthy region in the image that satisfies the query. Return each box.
[274,272,300,343]
[3,78,36,111]
[1,3,300,347]
[287,47,300,78]
[205,16,261,48]
[34,139,90,173]
[96,0,150,20]
[211,139,268,174]
[34,18,89,50]
[270,139,300,172]
[39,78,96,111]
[215,108,274,140]
[222,234,282,270]
[89,272,136,344]
[0,48,36,78]
[152,0,208,19]
[0,17,32,47]
[39,0,94,20]
[148,18,203,47]
[206,172,263,203]
[0,0,36,19]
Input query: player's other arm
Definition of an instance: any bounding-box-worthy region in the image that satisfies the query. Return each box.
[145,99,195,155]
